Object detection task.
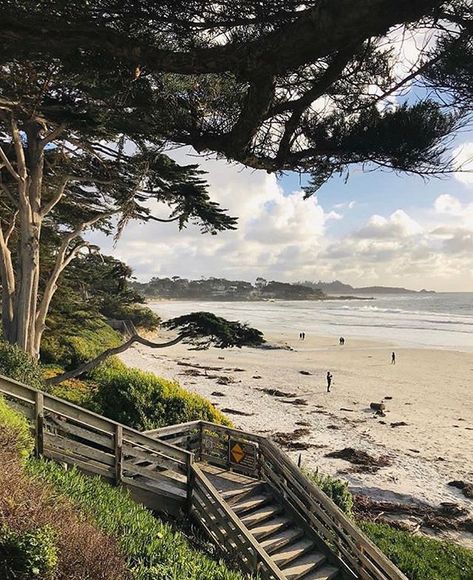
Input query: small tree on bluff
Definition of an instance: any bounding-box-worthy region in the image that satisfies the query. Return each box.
[47,312,264,385]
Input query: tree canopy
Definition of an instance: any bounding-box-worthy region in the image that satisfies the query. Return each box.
[1,0,472,187]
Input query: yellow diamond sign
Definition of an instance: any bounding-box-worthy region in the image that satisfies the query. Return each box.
[231,442,245,463]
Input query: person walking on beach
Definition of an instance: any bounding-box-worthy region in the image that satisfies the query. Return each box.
[391,352,396,365]
[339,337,345,345]
[326,371,333,392]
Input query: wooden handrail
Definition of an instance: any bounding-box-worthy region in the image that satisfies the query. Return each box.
[191,463,285,579]
[0,374,191,505]
[260,439,407,580]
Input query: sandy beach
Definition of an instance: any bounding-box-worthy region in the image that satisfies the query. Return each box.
[120,331,473,542]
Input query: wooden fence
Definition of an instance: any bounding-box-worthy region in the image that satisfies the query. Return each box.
[0,374,191,511]
[147,420,407,580]
[0,374,406,580]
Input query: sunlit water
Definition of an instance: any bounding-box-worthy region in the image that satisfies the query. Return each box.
[149,293,473,351]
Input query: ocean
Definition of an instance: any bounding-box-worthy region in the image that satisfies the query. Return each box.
[149,293,473,351]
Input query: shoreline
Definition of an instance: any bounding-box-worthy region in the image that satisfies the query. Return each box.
[119,331,473,546]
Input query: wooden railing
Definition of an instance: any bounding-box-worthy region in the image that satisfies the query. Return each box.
[258,439,404,580]
[191,463,284,579]
[148,421,407,580]
[0,375,191,508]
[0,374,406,580]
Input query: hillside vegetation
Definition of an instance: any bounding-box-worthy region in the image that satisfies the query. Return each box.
[0,398,243,580]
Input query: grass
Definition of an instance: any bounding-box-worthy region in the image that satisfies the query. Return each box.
[361,521,473,580]
[0,396,33,458]
[29,459,245,580]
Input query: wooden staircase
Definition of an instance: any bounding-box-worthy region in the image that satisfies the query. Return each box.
[201,464,340,579]
[0,374,407,580]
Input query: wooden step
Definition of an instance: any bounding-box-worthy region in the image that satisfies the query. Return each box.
[272,537,315,568]
[300,564,340,580]
[251,515,292,540]
[233,494,273,515]
[241,504,283,528]
[281,551,326,580]
[222,483,264,503]
[261,527,304,554]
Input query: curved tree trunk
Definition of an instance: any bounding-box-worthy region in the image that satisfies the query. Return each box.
[46,334,184,385]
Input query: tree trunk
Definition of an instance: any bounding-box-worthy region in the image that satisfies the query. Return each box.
[12,122,44,358]
[0,118,44,359]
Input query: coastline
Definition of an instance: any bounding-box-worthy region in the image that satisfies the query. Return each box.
[120,330,473,545]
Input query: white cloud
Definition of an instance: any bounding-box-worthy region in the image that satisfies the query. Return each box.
[354,210,423,239]
[85,148,473,291]
[452,143,473,185]
[88,151,337,283]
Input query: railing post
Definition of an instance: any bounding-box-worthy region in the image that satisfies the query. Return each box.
[114,424,123,485]
[198,421,203,461]
[187,454,194,514]
[34,391,44,458]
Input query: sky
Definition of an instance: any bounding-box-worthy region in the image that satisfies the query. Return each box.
[89,140,473,292]
[88,27,473,293]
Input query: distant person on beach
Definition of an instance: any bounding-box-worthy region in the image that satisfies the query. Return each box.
[391,352,396,365]
[301,332,305,340]
[339,337,345,345]
[326,371,333,392]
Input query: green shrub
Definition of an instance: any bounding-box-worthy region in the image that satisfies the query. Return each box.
[303,468,354,516]
[41,318,121,369]
[0,524,58,579]
[0,340,44,390]
[29,459,243,580]
[0,396,34,458]
[360,521,473,580]
[89,359,231,430]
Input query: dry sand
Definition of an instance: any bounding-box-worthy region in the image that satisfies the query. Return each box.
[120,332,473,520]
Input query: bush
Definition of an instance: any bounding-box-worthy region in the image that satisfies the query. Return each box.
[41,318,121,369]
[89,359,231,430]
[303,468,354,516]
[0,524,57,579]
[0,396,34,458]
[0,340,44,390]
[30,459,244,580]
[360,521,473,580]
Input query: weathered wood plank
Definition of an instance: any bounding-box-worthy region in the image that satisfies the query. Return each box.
[160,433,200,448]
[45,448,115,479]
[115,424,123,485]
[145,421,201,437]
[200,421,263,445]
[192,464,284,579]
[199,453,229,469]
[261,440,405,579]
[261,462,358,570]
[34,391,44,457]
[44,433,115,467]
[123,429,189,463]
[0,375,36,403]
[122,442,187,474]
[123,460,188,492]
[44,395,114,433]
[44,414,114,449]
[121,474,186,501]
